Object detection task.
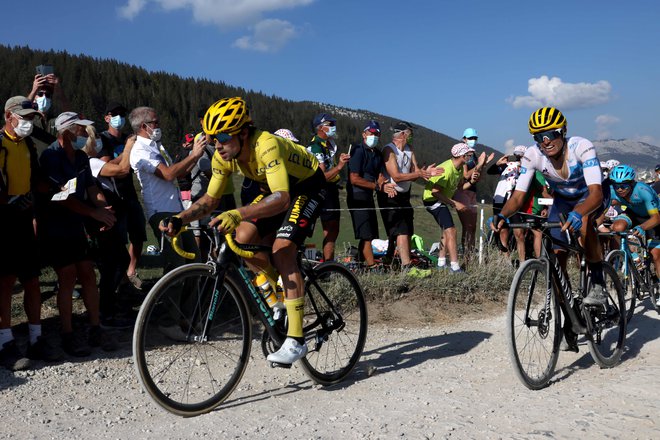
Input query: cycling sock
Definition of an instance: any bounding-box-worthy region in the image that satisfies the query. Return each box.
[0,328,13,346]
[284,297,305,339]
[437,257,447,267]
[28,324,41,345]
[588,261,605,286]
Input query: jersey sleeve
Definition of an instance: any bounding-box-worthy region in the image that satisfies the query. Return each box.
[640,184,659,215]
[205,152,231,199]
[259,138,290,193]
[575,139,602,186]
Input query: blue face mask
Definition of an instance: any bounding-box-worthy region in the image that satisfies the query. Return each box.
[72,136,88,150]
[365,135,379,148]
[325,125,337,138]
[466,139,477,148]
[466,156,476,168]
[110,115,125,129]
[36,95,51,112]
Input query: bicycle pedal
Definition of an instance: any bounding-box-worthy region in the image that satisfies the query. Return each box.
[269,361,292,369]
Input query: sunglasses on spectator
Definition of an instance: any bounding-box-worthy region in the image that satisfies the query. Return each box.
[612,182,633,191]
[209,132,233,144]
[466,136,478,140]
[36,91,52,98]
[533,129,563,144]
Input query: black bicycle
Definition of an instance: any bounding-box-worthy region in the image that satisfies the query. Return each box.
[132,228,368,417]
[506,215,626,390]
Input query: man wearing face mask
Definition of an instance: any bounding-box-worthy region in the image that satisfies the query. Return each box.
[307,113,350,261]
[38,112,118,356]
[26,72,69,153]
[99,102,148,291]
[346,121,397,268]
[0,97,62,370]
[128,106,204,273]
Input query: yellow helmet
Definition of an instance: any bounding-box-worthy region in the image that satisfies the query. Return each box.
[203,97,251,135]
[528,107,566,134]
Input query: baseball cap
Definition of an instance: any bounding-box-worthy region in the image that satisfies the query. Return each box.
[513,145,527,156]
[273,128,299,142]
[54,111,94,131]
[312,113,336,131]
[451,143,472,157]
[393,121,414,132]
[363,120,381,135]
[104,101,127,115]
[5,96,39,117]
[463,128,478,138]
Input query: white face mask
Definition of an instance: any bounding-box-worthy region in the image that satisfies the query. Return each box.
[12,116,34,138]
[35,95,51,112]
[146,125,162,142]
[466,139,476,148]
[365,135,379,148]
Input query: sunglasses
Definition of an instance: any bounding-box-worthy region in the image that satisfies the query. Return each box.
[36,91,52,98]
[466,136,478,141]
[533,129,563,144]
[209,132,233,144]
[612,182,632,191]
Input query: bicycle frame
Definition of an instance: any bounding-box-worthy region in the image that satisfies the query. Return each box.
[613,232,650,290]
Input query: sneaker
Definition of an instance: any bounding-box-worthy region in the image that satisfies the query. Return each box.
[0,340,31,371]
[27,336,64,362]
[89,326,119,352]
[100,314,135,330]
[61,332,91,357]
[436,265,448,271]
[449,267,464,274]
[266,337,308,364]
[127,273,143,290]
[158,324,189,342]
[583,284,607,306]
[559,330,579,353]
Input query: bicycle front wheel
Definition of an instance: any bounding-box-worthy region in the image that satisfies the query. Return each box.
[584,262,626,368]
[133,264,252,417]
[507,259,561,390]
[605,250,636,323]
[300,262,368,385]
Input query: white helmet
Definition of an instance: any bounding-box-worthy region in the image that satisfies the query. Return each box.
[146,245,160,255]
[604,159,620,170]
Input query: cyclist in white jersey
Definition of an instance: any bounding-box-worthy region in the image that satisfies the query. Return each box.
[490,107,610,350]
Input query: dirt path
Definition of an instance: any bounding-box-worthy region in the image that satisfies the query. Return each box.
[1,303,659,439]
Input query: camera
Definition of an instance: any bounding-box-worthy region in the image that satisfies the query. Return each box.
[36,64,54,76]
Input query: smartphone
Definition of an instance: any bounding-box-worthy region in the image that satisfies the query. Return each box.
[36,64,54,76]
[347,144,353,156]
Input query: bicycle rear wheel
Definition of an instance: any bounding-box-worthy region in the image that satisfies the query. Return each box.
[133,264,252,417]
[605,250,637,323]
[584,262,626,368]
[507,259,561,390]
[300,262,368,385]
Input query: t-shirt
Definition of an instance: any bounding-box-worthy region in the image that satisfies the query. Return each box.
[129,135,183,219]
[492,161,521,204]
[346,142,382,201]
[423,158,462,202]
[521,171,547,215]
[307,135,339,183]
[515,136,602,199]
[1,130,32,196]
[382,143,413,193]
[99,131,139,201]
[609,181,659,220]
[207,130,319,198]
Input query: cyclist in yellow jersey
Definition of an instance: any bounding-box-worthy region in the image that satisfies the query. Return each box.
[161,97,327,365]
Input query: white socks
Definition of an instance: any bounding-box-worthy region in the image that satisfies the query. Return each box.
[437,257,447,267]
[450,261,461,271]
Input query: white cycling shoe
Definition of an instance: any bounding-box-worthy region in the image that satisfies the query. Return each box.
[267,337,308,364]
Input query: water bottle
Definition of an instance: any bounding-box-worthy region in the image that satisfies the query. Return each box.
[253,272,284,310]
[631,252,643,271]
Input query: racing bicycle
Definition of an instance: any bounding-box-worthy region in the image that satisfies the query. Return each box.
[132,227,368,417]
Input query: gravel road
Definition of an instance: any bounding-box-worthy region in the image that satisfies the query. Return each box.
[2,303,659,439]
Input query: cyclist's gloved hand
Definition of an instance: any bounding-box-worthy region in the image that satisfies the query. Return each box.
[631,225,645,237]
[160,216,183,237]
[488,213,508,231]
[563,210,583,232]
[212,209,243,234]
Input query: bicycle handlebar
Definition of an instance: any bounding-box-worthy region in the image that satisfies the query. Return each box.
[170,226,256,260]
[225,233,255,259]
[171,227,196,260]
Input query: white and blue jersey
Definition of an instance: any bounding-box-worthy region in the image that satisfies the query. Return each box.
[515,136,602,199]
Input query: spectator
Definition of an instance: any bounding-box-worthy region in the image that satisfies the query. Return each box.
[379,121,439,268]
[175,133,195,210]
[307,113,350,261]
[128,106,204,272]
[99,102,148,291]
[453,128,495,255]
[346,120,396,267]
[274,128,299,143]
[422,143,473,272]
[38,112,117,356]
[0,97,61,370]
[83,126,136,328]
[653,164,660,195]
[26,73,64,153]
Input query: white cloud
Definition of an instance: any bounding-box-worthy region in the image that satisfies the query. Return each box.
[233,19,297,52]
[595,114,620,140]
[508,76,612,110]
[504,139,515,153]
[118,0,313,49]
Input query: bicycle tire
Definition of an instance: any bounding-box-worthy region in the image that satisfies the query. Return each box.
[584,262,626,368]
[605,250,637,323]
[299,262,368,385]
[133,264,252,417]
[507,259,561,390]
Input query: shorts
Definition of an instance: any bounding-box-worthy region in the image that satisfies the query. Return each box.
[548,182,611,249]
[424,201,455,230]
[124,197,147,243]
[41,232,92,270]
[377,190,414,237]
[453,189,477,214]
[247,169,327,248]
[613,212,660,250]
[347,196,379,241]
[0,207,41,280]
[319,183,341,222]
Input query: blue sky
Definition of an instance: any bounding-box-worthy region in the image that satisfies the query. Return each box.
[3,0,660,153]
